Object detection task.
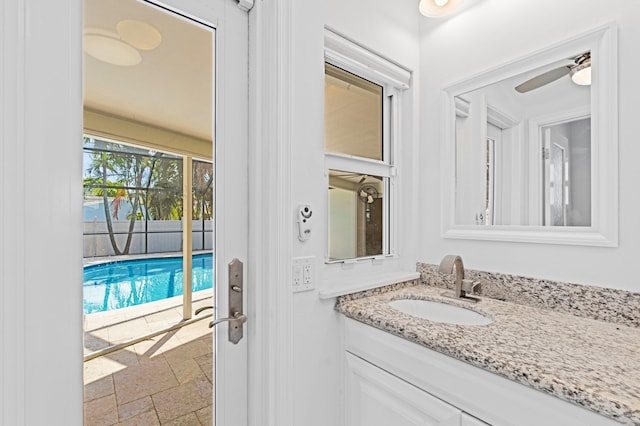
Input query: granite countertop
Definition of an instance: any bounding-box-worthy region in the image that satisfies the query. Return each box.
[336,280,640,424]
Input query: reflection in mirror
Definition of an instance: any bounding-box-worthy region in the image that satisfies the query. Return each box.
[442,23,618,246]
[324,63,383,161]
[328,170,384,261]
[454,50,591,227]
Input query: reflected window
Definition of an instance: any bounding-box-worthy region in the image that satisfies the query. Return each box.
[542,117,591,226]
[328,171,385,260]
[485,136,496,226]
[324,63,383,161]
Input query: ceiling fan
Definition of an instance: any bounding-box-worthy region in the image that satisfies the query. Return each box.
[515,52,591,94]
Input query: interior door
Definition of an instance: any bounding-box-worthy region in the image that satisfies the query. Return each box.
[151,0,249,424]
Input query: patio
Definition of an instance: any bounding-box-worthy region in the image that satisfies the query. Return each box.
[83,293,214,425]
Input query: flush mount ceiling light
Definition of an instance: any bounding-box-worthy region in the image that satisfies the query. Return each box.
[84,29,142,66]
[570,57,591,86]
[84,20,161,67]
[419,0,464,18]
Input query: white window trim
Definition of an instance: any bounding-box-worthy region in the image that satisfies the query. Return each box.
[324,27,410,91]
[322,27,412,297]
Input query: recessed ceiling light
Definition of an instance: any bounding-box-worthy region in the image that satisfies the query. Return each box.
[116,20,162,51]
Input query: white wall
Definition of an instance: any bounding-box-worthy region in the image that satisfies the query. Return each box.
[1,0,84,423]
[289,0,420,424]
[419,0,640,291]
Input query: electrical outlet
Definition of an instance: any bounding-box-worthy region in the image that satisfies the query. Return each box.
[292,256,315,293]
[293,264,303,287]
[303,263,312,285]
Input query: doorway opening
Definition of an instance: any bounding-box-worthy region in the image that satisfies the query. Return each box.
[82,0,216,423]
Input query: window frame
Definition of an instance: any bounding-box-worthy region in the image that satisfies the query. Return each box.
[323,28,409,265]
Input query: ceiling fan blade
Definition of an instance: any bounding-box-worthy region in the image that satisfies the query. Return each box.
[515,66,570,93]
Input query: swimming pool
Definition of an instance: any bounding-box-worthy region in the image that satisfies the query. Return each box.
[83,254,213,314]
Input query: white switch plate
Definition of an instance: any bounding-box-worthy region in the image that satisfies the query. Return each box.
[292,256,315,293]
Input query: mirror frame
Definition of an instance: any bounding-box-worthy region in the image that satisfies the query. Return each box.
[441,23,618,246]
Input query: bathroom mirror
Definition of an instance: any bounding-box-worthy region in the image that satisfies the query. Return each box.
[441,23,618,246]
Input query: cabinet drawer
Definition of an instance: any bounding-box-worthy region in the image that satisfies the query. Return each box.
[346,352,461,426]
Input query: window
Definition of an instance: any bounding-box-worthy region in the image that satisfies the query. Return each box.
[324,30,410,263]
[325,64,389,261]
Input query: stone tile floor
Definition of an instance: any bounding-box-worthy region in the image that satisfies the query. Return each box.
[83,294,214,425]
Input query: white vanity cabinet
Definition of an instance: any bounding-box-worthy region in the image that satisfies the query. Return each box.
[344,318,620,426]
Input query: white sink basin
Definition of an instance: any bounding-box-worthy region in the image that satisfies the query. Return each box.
[388,299,492,326]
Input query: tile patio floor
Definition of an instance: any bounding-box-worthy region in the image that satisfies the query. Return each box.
[83,293,215,425]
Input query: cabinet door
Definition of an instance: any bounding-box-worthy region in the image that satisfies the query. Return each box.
[461,412,490,425]
[346,353,461,426]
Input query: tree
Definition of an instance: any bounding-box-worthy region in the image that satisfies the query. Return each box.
[192,160,214,220]
[84,137,183,255]
[83,137,214,256]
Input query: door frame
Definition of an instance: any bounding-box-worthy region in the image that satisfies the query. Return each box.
[247,1,295,425]
[1,0,84,423]
[528,106,589,227]
[205,0,250,423]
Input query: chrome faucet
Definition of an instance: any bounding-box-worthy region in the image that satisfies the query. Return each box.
[438,255,481,299]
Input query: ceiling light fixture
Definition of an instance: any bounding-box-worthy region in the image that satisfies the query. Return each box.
[419,0,464,17]
[570,58,591,86]
[84,29,142,66]
[84,20,161,67]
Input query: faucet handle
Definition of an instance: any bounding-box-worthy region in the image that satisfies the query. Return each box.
[461,279,481,295]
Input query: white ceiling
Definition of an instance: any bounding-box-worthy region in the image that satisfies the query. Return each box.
[83,0,213,141]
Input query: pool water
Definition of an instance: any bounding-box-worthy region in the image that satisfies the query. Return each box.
[83,254,213,314]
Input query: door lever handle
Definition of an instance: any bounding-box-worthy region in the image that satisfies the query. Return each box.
[209,311,247,328]
[209,312,247,344]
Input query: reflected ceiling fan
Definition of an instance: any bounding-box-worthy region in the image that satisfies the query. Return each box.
[515,52,591,93]
[358,184,378,223]
[358,184,378,204]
